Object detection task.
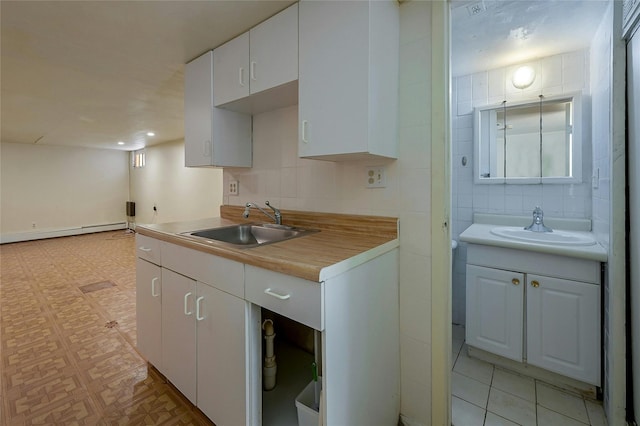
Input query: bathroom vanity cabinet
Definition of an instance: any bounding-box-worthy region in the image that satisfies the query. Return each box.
[135,229,400,426]
[465,244,601,386]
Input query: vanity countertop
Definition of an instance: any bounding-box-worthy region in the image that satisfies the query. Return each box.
[459,223,608,262]
[136,206,399,282]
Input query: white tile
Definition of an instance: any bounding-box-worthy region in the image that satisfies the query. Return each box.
[488,69,506,100]
[400,37,430,86]
[487,388,536,426]
[399,212,431,256]
[491,368,535,402]
[401,168,430,212]
[452,324,465,341]
[484,411,519,426]
[453,347,494,385]
[401,377,430,424]
[536,405,589,426]
[452,371,490,408]
[457,75,472,102]
[472,72,489,104]
[585,399,608,426]
[536,382,589,424]
[540,54,562,89]
[399,82,429,128]
[452,396,485,426]
[400,335,430,386]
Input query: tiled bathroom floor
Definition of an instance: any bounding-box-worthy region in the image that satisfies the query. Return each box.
[0,231,212,425]
[451,324,608,426]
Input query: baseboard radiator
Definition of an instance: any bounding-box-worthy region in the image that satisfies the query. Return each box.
[0,222,127,244]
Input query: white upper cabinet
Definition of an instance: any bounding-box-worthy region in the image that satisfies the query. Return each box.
[184,50,252,167]
[298,0,399,161]
[212,33,250,106]
[213,3,298,113]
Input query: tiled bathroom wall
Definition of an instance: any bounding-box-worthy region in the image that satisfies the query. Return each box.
[451,49,593,325]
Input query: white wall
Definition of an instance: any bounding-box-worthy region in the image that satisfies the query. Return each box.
[223,2,434,422]
[129,139,223,225]
[451,49,593,325]
[0,142,129,238]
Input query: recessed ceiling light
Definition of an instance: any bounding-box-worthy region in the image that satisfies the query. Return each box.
[117,141,125,145]
[146,132,155,137]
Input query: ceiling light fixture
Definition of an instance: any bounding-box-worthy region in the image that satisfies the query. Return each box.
[512,65,536,89]
[146,132,155,137]
[117,141,125,145]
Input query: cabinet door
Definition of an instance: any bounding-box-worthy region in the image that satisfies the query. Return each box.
[213,33,250,106]
[196,283,249,426]
[466,265,524,361]
[249,3,298,95]
[185,50,252,168]
[185,51,214,167]
[298,0,370,157]
[526,274,600,385]
[136,258,162,369]
[161,268,197,403]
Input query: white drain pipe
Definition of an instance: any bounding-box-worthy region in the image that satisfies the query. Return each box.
[262,319,277,390]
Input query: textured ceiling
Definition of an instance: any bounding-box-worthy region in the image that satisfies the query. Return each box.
[0,0,295,151]
[451,0,609,77]
[1,1,610,151]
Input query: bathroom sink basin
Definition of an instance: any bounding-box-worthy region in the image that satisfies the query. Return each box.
[490,226,596,246]
[181,224,318,248]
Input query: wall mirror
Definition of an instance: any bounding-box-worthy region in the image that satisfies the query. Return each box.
[474,93,583,184]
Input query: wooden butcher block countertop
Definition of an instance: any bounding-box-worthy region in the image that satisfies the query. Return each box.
[136,205,399,282]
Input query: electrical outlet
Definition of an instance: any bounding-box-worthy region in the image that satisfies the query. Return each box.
[32,222,36,229]
[229,180,239,196]
[366,166,386,188]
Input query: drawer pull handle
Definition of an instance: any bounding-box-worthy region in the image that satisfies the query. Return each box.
[264,288,291,300]
[184,292,193,316]
[512,278,520,285]
[139,246,152,252]
[196,296,205,321]
[531,280,540,288]
[151,277,159,297]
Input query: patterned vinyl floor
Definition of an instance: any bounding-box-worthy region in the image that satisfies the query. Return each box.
[0,231,213,425]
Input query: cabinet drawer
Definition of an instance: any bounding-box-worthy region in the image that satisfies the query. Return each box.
[161,242,244,299]
[136,234,162,265]
[245,265,323,330]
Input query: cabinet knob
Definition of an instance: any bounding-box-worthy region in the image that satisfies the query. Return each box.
[531,280,540,288]
[512,278,520,285]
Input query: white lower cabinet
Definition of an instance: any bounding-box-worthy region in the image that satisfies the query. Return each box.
[196,282,248,426]
[137,240,249,426]
[161,268,197,403]
[137,235,399,425]
[136,257,162,370]
[465,245,601,386]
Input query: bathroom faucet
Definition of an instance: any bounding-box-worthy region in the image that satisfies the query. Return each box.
[243,201,282,225]
[524,206,552,233]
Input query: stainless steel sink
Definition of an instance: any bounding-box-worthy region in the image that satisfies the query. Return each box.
[181,224,318,248]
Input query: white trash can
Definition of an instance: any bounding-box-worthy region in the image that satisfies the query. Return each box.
[295,378,322,426]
